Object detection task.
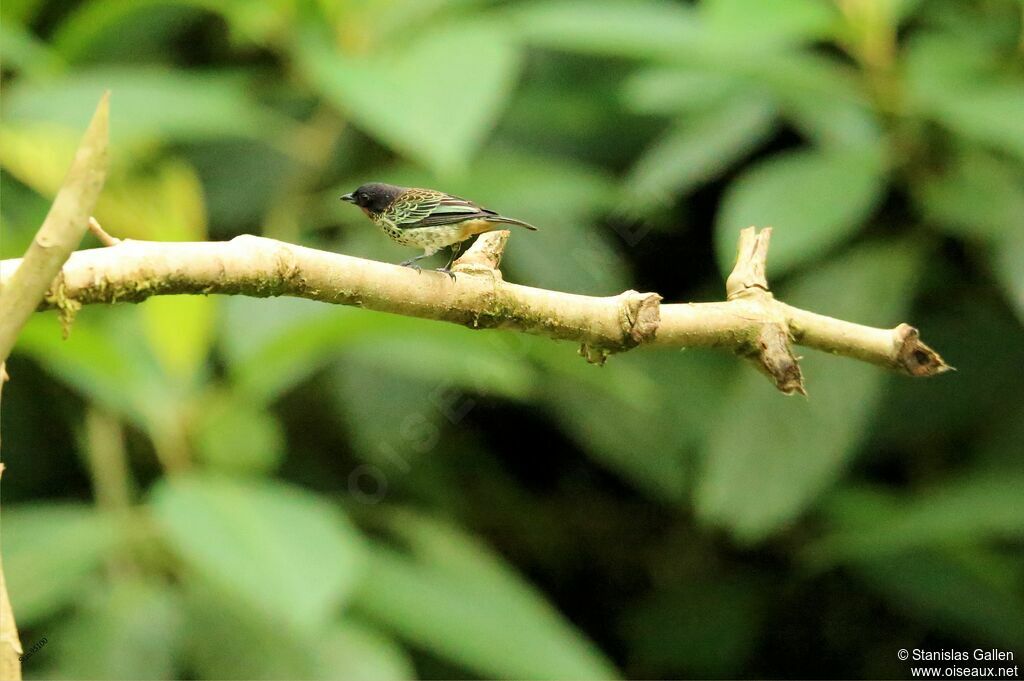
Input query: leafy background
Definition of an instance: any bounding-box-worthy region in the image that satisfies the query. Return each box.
[2,0,1023,678]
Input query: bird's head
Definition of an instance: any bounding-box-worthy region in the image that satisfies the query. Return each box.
[340,183,403,215]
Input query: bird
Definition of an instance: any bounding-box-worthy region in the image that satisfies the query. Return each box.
[340,182,538,278]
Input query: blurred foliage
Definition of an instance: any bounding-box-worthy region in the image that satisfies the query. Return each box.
[1,0,1023,679]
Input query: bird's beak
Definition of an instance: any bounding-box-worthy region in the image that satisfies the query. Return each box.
[340,193,355,203]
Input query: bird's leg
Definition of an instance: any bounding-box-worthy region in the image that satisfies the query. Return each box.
[435,242,461,280]
[399,252,432,272]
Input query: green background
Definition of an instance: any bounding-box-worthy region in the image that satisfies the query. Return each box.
[1,0,1023,678]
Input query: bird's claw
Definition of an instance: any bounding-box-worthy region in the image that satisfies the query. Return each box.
[399,260,422,273]
[435,267,457,281]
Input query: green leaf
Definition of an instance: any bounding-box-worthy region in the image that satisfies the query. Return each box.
[0,0,46,23]
[853,549,1024,649]
[903,32,1001,99]
[222,298,537,405]
[2,504,121,625]
[0,171,51,259]
[806,475,1024,566]
[0,124,210,242]
[316,622,416,681]
[741,51,868,116]
[328,347,531,471]
[182,578,323,679]
[221,297,354,403]
[510,0,701,61]
[915,149,1024,241]
[975,402,1024,475]
[1,67,284,147]
[514,1,861,111]
[328,360,450,469]
[183,578,413,680]
[0,20,62,77]
[926,87,1024,164]
[299,21,520,174]
[47,0,205,62]
[621,68,740,116]
[545,349,733,502]
[715,147,885,275]
[50,578,185,680]
[150,475,366,629]
[622,578,765,678]
[192,391,285,475]
[218,296,332,383]
[342,331,536,400]
[142,295,216,384]
[779,88,881,149]
[904,32,1024,163]
[993,227,1024,323]
[621,96,776,214]
[544,374,689,501]
[352,511,617,679]
[700,0,840,47]
[870,296,1022,446]
[14,309,176,428]
[695,241,922,543]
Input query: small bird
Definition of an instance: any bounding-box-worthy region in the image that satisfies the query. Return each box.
[341,183,538,277]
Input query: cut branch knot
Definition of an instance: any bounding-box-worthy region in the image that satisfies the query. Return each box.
[453,230,509,276]
[723,227,808,393]
[726,226,772,299]
[893,323,952,377]
[579,289,661,365]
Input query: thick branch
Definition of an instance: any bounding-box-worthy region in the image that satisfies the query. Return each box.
[0,92,110,681]
[0,93,109,361]
[0,229,950,392]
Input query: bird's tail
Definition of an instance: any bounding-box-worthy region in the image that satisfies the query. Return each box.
[483,215,538,231]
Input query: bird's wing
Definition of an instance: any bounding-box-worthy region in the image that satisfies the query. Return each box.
[385,188,448,226]
[401,192,497,229]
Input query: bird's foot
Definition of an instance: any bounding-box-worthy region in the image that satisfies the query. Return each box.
[435,266,457,281]
[399,259,423,273]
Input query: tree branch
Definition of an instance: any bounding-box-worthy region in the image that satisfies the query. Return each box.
[0,92,110,681]
[0,226,950,393]
[0,93,109,360]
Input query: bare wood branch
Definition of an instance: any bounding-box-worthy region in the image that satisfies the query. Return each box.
[0,92,110,361]
[0,460,22,681]
[0,227,951,392]
[726,225,771,298]
[0,92,110,681]
[453,230,510,274]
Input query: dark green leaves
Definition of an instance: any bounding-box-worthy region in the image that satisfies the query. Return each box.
[182,582,413,680]
[353,512,617,679]
[150,475,365,629]
[807,475,1024,565]
[914,148,1024,320]
[510,0,701,61]
[3,504,121,625]
[915,150,1024,241]
[622,97,776,214]
[808,478,1024,648]
[699,0,840,48]
[696,241,922,543]
[715,147,886,275]
[48,579,185,680]
[904,32,1024,164]
[299,22,521,174]
[2,68,284,147]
